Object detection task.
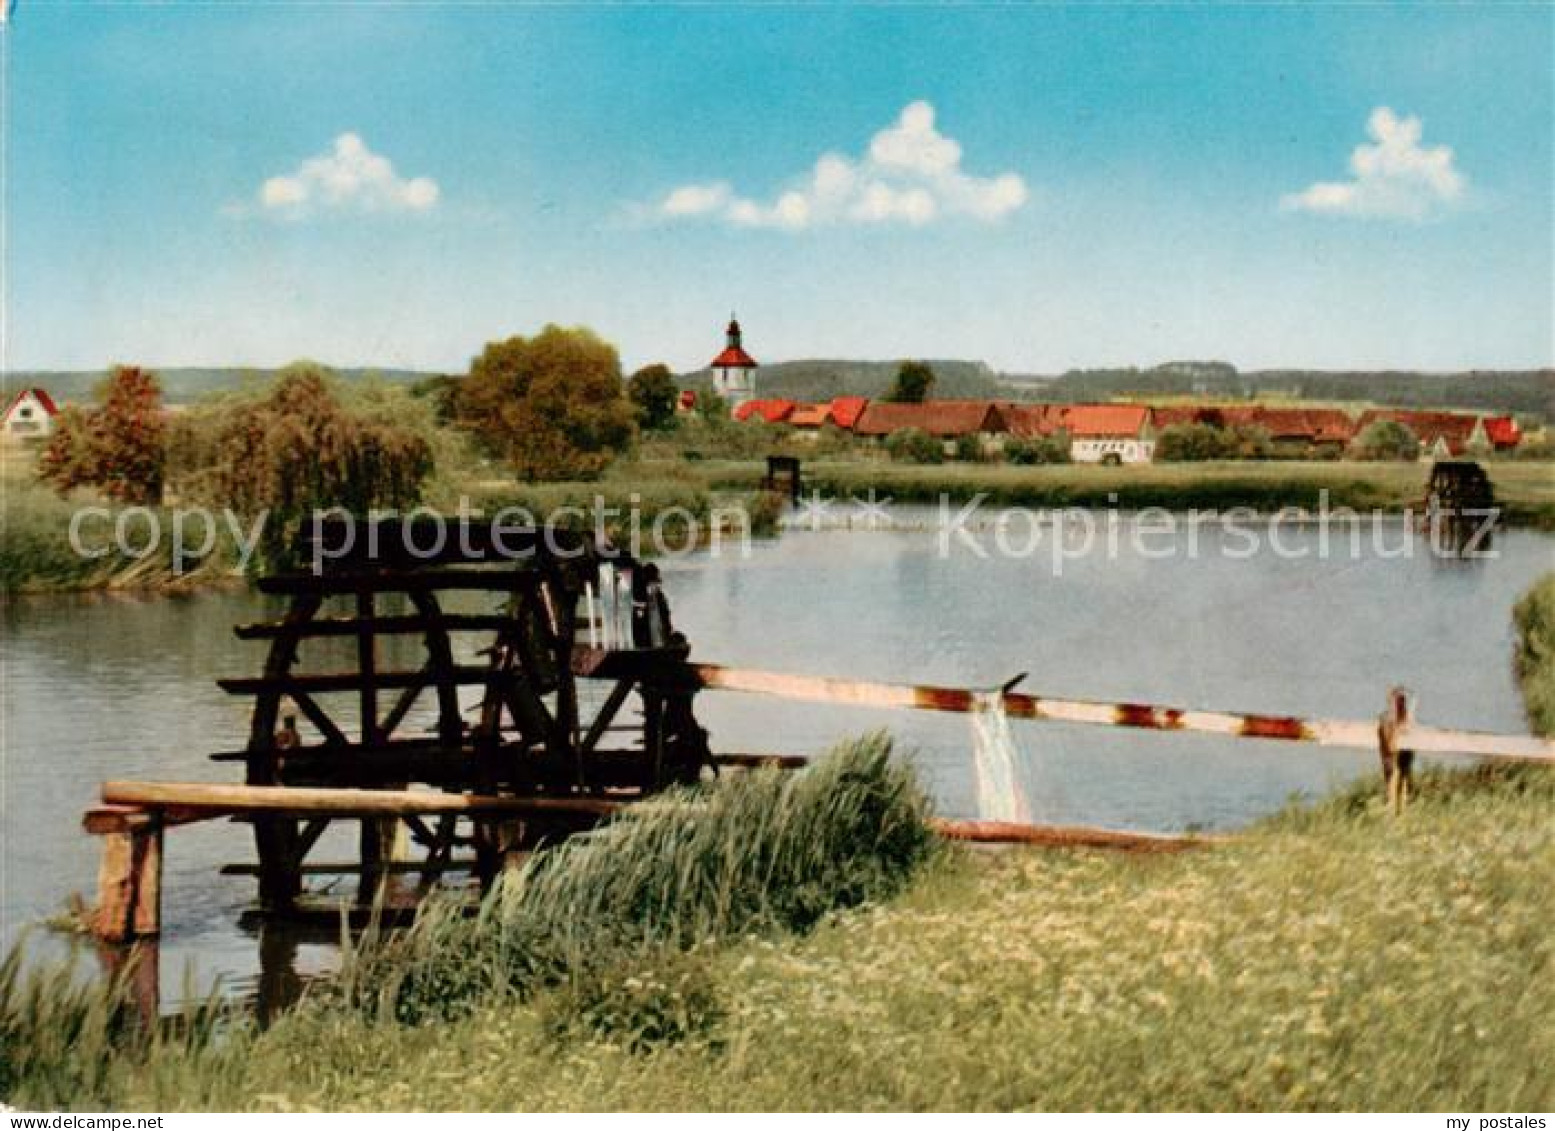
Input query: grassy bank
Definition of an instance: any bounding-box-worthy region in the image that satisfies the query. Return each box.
[3,754,1549,1112]
[7,445,1553,593]
[0,447,777,595]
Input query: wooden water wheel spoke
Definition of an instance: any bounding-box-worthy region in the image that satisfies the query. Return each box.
[291,690,350,747]
[355,589,379,746]
[378,672,431,740]
[580,679,636,756]
[407,590,465,749]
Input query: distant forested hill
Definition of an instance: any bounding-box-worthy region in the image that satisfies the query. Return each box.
[3,366,434,405]
[678,359,1013,402]
[1003,363,1555,420]
[10,359,1550,421]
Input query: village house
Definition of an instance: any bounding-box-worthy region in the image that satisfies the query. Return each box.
[1152,404,1357,457]
[1057,404,1156,464]
[2,387,59,442]
[783,396,871,436]
[851,399,1009,455]
[1355,409,1495,459]
[733,398,798,425]
[1004,402,1155,464]
[1483,415,1522,451]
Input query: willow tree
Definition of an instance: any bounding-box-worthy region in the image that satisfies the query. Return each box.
[458,325,637,480]
[202,365,433,527]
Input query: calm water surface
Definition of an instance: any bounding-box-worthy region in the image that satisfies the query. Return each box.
[3,519,1550,996]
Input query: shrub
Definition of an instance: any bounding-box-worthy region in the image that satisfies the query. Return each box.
[1004,432,1071,465]
[1156,422,1242,462]
[951,433,984,463]
[1352,419,1422,462]
[1513,573,1555,737]
[885,428,944,464]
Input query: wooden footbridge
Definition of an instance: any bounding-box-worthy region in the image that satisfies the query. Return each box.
[83,517,1555,944]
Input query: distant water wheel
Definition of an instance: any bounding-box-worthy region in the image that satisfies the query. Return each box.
[219,519,711,912]
[1421,460,1497,556]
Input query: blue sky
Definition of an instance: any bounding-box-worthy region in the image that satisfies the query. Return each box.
[5,3,1552,374]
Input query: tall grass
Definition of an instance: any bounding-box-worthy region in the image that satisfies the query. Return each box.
[342,732,933,1029]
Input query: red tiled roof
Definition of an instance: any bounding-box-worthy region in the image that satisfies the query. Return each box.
[733,398,797,424]
[1058,404,1151,438]
[853,400,1007,438]
[787,403,830,428]
[1484,416,1521,448]
[1002,403,1069,437]
[4,387,59,418]
[711,345,758,369]
[1151,405,1357,444]
[1356,410,1483,455]
[827,396,870,431]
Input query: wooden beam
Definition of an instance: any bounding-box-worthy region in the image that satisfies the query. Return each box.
[92,819,163,942]
[219,667,496,696]
[257,571,543,596]
[623,660,1555,764]
[102,781,625,819]
[219,858,479,877]
[235,614,517,640]
[928,817,1216,852]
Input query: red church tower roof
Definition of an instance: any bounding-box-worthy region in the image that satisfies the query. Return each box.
[710,316,758,369]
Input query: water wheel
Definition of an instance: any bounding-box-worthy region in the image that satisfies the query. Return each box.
[218,518,711,911]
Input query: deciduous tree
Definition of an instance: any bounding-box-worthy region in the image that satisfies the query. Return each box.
[887,361,936,404]
[627,363,679,430]
[38,365,166,504]
[458,325,636,480]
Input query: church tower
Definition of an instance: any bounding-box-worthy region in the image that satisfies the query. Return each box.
[709,314,758,414]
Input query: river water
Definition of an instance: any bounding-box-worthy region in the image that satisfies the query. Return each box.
[2,516,1550,997]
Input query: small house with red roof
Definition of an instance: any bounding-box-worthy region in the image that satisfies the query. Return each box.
[853,400,1009,454]
[1355,410,1490,459]
[710,315,758,415]
[1059,404,1156,464]
[786,403,831,429]
[3,387,59,441]
[827,396,870,432]
[1483,416,1521,451]
[733,398,798,425]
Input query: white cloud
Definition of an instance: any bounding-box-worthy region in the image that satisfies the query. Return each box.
[254,133,440,216]
[1281,107,1465,221]
[649,101,1027,231]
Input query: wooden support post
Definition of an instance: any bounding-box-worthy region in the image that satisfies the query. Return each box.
[93,816,163,943]
[1378,687,1417,814]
